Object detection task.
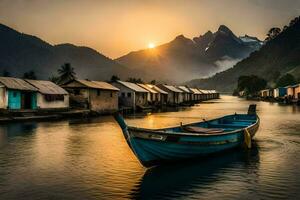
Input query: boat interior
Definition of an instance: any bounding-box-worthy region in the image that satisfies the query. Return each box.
[162,114,258,134]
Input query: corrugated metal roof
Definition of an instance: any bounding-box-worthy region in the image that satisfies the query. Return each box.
[190,88,201,94]
[26,79,68,95]
[146,84,168,94]
[199,89,209,94]
[137,84,157,93]
[0,77,38,91]
[117,81,148,92]
[177,86,192,93]
[196,89,204,94]
[260,89,269,92]
[291,84,300,88]
[163,85,183,93]
[65,79,119,91]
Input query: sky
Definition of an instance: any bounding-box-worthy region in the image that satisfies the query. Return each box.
[0,0,299,58]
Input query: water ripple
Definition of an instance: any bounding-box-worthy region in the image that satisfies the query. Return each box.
[0,96,299,199]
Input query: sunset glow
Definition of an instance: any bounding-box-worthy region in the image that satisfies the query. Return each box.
[148,43,155,49]
[0,0,298,58]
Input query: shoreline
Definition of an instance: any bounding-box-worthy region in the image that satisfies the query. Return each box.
[0,100,215,123]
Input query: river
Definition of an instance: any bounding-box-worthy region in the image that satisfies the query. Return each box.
[0,96,299,199]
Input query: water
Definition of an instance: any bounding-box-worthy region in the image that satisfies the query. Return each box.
[0,96,299,199]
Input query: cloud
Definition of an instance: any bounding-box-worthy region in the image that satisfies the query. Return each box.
[214,56,241,72]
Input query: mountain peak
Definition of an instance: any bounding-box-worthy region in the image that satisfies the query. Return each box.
[217,25,232,34]
[204,30,213,37]
[174,34,188,41]
[171,34,194,45]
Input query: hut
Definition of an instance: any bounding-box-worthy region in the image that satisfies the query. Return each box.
[268,89,274,98]
[210,90,220,99]
[208,90,214,99]
[207,90,213,99]
[26,80,69,110]
[189,88,201,102]
[157,84,183,105]
[137,83,159,105]
[286,84,300,100]
[208,90,217,99]
[145,84,168,106]
[199,89,209,100]
[177,86,193,103]
[260,89,270,98]
[112,81,148,110]
[238,90,245,97]
[294,84,300,100]
[62,79,119,113]
[273,87,287,98]
[0,77,38,110]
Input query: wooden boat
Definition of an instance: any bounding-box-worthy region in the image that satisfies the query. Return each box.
[114,105,260,167]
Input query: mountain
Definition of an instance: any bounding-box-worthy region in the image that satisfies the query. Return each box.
[239,35,263,50]
[0,23,128,80]
[116,25,262,83]
[187,16,300,92]
[201,25,257,60]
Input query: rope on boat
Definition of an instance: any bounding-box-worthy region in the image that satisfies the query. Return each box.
[244,128,252,149]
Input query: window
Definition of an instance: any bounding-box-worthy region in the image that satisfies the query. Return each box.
[121,92,125,97]
[97,90,101,96]
[74,89,80,95]
[45,94,64,101]
[127,93,131,98]
[110,92,113,97]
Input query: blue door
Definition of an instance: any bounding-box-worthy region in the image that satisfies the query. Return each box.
[8,90,21,109]
[31,93,37,109]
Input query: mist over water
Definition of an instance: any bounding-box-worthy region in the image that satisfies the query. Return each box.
[0,96,300,199]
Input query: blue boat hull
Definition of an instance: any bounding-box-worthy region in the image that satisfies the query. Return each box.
[130,136,241,167]
[114,110,259,167]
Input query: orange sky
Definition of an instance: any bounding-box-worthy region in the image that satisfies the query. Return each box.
[0,0,299,58]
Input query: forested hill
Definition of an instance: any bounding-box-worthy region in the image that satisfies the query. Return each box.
[187,16,300,92]
[0,23,128,80]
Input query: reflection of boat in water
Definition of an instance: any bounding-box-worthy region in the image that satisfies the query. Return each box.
[114,105,260,167]
[130,144,260,199]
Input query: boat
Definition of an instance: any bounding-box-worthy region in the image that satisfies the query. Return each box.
[114,104,260,167]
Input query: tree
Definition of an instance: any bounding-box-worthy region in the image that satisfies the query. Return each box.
[2,69,11,77]
[126,77,143,83]
[289,16,300,27]
[265,27,281,41]
[150,80,156,84]
[110,75,120,82]
[57,63,76,84]
[49,75,60,84]
[23,70,37,80]
[237,75,267,96]
[276,74,297,87]
[283,25,288,31]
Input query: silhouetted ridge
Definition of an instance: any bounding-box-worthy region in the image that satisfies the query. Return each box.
[116,25,262,82]
[0,23,128,80]
[187,16,300,92]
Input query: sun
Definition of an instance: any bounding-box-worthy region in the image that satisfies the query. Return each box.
[148,43,155,49]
